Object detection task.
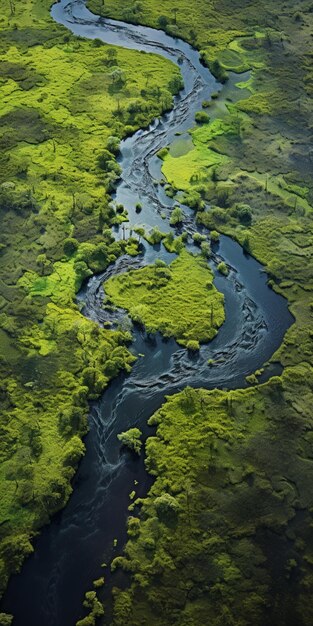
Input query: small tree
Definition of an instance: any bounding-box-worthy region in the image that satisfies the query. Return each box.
[36,253,51,276]
[105,48,117,66]
[170,206,183,226]
[155,493,180,524]
[242,234,251,254]
[158,15,168,28]
[217,261,229,276]
[210,230,220,242]
[63,238,79,257]
[134,226,145,244]
[172,7,179,23]
[118,428,142,455]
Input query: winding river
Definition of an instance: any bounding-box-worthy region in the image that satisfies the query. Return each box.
[2,1,294,624]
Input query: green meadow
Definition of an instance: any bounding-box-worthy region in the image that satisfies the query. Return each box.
[105,250,225,347]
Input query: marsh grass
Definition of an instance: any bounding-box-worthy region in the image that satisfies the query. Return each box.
[0,0,181,599]
[105,250,225,346]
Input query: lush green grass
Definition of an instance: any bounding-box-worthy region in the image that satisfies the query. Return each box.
[105,250,225,346]
[112,369,313,625]
[0,0,181,605]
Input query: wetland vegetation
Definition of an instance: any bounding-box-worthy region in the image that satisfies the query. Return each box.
[1,0,313,624]
[105,250,225,347]
[0,0,180,613]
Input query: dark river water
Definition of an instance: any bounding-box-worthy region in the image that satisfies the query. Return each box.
[1,1,294,624]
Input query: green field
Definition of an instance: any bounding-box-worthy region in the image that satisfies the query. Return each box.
[105,250,225,347]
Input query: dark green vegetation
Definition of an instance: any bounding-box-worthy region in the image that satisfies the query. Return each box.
[88,0,313,624]
[105,250,225,347]
[0,0,181,602]
[118,428,143,455]
[112,374,313,626]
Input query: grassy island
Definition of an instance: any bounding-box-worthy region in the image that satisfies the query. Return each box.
[105,250,225,346]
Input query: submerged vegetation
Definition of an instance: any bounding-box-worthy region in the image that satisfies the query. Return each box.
[105,250,225,346]
[0,0,181,602]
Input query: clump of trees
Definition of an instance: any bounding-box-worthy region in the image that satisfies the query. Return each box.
[195,111,210,124]
[118,428,143,455]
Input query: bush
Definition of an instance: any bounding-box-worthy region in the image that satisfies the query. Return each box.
[107,135,120,154]
[187,339,200,351]
[200,241,211,258]
[170,206,183,226]
[210,230,220,242]
[195,111,210,124]
[157,147,169,160]
[64,238,79,257]
[118,428,142,455]
[236,203,252,225]
[148,227,165,245]
[93,577,105,589]
[216,188,229,208]
[210,59,228,83]
[193,232,206,246]
[158,15,169,28]
[155,493,180,524]
[0,615,13,626]
[168,76,184,95]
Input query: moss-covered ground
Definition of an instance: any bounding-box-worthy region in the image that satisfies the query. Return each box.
[0,0,180,605]
[112,371,313,626]
[105,250,225,347]
[88,0,313,624]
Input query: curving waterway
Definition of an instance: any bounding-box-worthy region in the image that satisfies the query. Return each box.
[2,1,294,625]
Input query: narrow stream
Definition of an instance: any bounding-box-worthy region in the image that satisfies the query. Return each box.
[2,2,294,625]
